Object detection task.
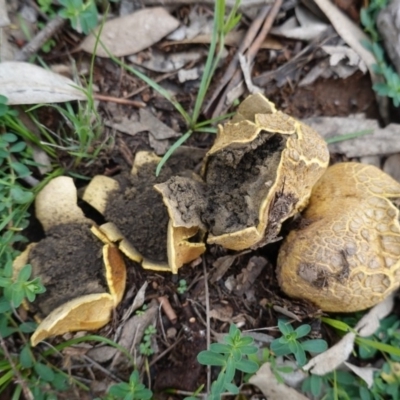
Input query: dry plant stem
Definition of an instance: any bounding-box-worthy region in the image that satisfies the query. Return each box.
[202,257,211,396]
[15,16,66,62]
[204,5,271,118]
[149,334,184,367]
[0,334,34,400]
[158,296,178,324]
[246,0,284,63]
[209,0,283,118]
[82,355,123,382]
[253,28,337,86]
[123,71,178,98]
[94,93,146,108]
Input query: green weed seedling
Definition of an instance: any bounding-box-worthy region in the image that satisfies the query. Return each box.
[245,347,294,384]
[302,370,369,400]
[361,0,400,107]
[196,324,259,399]
[135,303,148,316]
[270,320,328,367]
[139,325,157,356]
[58,0,98,34]
[106,370,153,400]
[177,279,188,294]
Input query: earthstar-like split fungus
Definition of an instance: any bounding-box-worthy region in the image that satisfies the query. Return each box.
[82,149,206,274]
[156,93,330,251]
[13,177,126,346]
[277,162,400,312]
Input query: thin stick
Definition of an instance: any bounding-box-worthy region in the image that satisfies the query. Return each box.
[209,0,283,118]
[94,93,146,108]
[204,5,271,118]
[123,71,177,98]
[0,334,34,400]
[15,16,66,62]
[202,256,211,396]
[157,296,178,324]
[247,0,284,64]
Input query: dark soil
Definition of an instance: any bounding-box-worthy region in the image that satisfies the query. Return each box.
[28,222,107,317]
[156,132,287,238]
[104,150,204,262]
[202,132,287,235]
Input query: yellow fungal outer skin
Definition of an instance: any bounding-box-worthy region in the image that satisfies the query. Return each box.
[277,162,400,312]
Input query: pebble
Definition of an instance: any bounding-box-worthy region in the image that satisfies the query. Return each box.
[383,154,400,183]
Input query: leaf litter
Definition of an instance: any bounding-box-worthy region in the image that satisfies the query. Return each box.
[4,0,400,397]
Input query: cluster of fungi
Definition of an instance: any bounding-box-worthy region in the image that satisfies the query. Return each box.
[17,94,400,345]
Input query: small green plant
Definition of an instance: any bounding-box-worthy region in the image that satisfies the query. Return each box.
[139,325,157,356]
[245,347,293,384]
[104,0,242,175]
[270,320,328,367]
[302,370,368,400]
[197,324,259,399]
[58,0,98,34]
[107,370,153,400]
[135,303,148,316]
[361,0,400,106]
[0,264,45,308]
[177,279,188,294]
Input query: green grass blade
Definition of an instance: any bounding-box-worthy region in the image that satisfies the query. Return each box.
[195,112,235,128]
[156,130,192,176]
[195,127,218,134]
[191,1,220,125]
[356,337,400,357]
[322,317,352,332]
[325,129,373,144]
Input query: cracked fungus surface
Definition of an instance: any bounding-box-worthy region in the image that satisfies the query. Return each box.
[157,132,289,238]
[277,162,400,312]
[28,223,107,317]
[104,153,202,263]
[202,132,287,235]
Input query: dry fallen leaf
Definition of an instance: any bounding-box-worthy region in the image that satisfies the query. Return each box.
[129,49,204,73]
[139,108,180,140]
[80,7,180,57]
[250,362,309,400]
[304,294,394,375]
[0,62,86,104]
[344,362,376,388]
[303,332,356,375]
[0,0,10,27]
[304,116,400,157]
[270,6,329,41]
[355,292,395,337]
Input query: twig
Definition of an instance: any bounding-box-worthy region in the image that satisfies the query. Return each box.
[123,71,178,98]
[149,334,184,367]
[94,93,146,108]
[15,16,66,62]
[204,5,271,118]
[0,334,34,400]
[202,256,211,396]
[157,295,178,324]
[210,0,284,118]
[82,354,123,383]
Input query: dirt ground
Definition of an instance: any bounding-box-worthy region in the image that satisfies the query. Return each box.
[4,0,400,399]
